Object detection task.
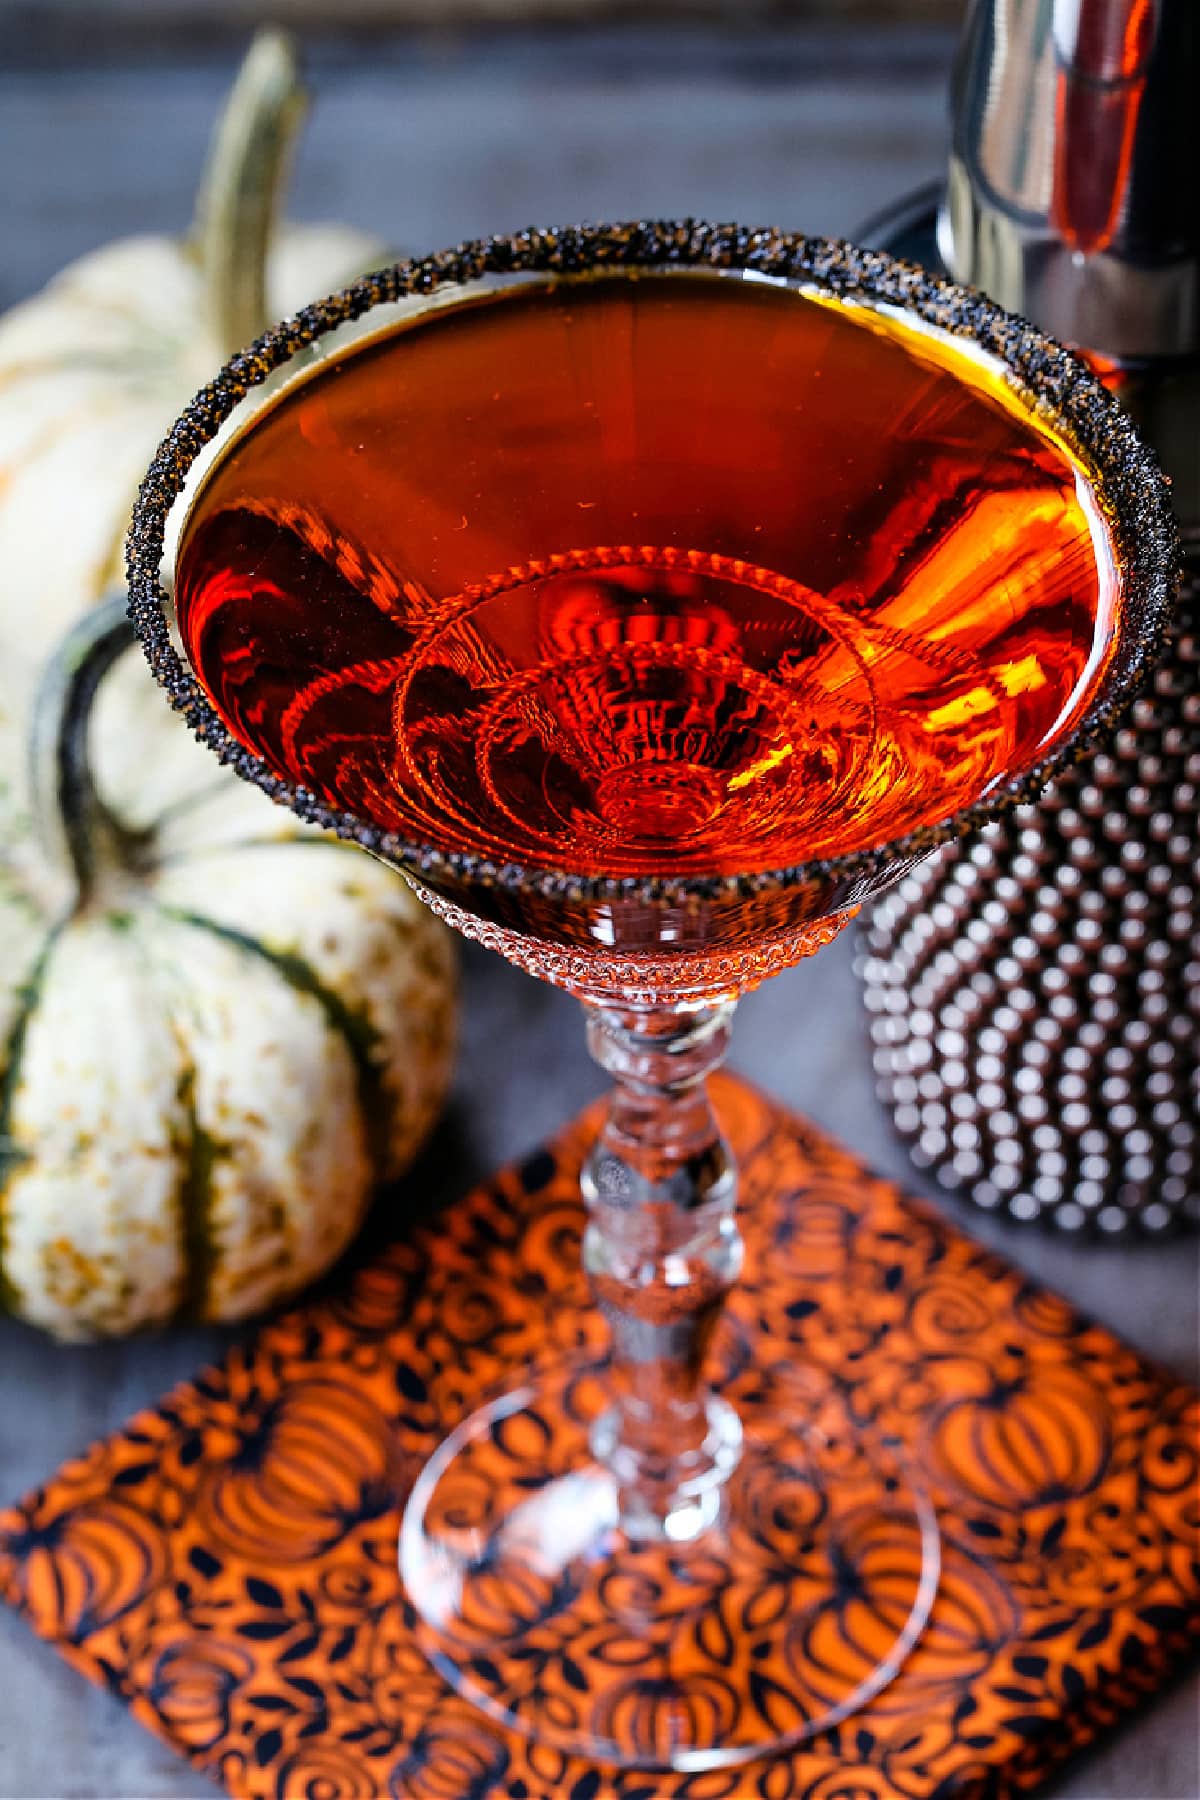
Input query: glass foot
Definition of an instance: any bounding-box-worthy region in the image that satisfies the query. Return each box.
[400,1360,940,1771]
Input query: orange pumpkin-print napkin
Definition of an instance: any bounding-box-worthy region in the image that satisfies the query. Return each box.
[1,1074,1197,1799]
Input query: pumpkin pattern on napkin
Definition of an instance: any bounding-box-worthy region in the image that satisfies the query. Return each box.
[1,1076,1196,1796]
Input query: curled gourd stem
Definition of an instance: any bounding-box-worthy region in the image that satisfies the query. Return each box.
[191,28,310,356]
[29,593,145,905]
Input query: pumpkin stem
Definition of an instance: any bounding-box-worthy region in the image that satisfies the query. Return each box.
[192,29,310,356]
[30,594,148,906]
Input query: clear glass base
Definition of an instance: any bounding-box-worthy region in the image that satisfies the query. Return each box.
[399,1359,940,1771]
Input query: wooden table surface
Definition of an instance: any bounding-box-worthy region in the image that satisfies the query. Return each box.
[1,23,1196,1798]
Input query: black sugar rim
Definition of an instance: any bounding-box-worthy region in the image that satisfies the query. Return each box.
[126,220,1180,908]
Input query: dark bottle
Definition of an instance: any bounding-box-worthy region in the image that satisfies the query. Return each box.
[860,0,1199,1235]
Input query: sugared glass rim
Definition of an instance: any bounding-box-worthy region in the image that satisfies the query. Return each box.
[126,220,1179,909]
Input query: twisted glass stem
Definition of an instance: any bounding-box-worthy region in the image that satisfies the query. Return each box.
[581,1002,744,1542]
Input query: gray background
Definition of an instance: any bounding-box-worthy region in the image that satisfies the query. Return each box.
[1,16,1197,1798]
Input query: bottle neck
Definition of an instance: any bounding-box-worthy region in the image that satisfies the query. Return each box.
[941,0,1199,363]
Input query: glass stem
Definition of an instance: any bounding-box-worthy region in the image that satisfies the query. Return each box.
[581,1001,744,1543]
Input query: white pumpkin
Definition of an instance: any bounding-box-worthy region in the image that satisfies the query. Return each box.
[0,30,389,841]
[0,599,457,1342]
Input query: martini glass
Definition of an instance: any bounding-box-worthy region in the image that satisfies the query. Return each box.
[127,223,1175,1772]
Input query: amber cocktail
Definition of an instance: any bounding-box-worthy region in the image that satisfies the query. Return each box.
[129,223,1175,1770]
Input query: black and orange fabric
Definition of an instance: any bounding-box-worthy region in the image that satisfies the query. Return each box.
[1,1075,1197,1798]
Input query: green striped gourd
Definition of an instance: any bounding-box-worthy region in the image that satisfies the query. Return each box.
[0,599,456,1340]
